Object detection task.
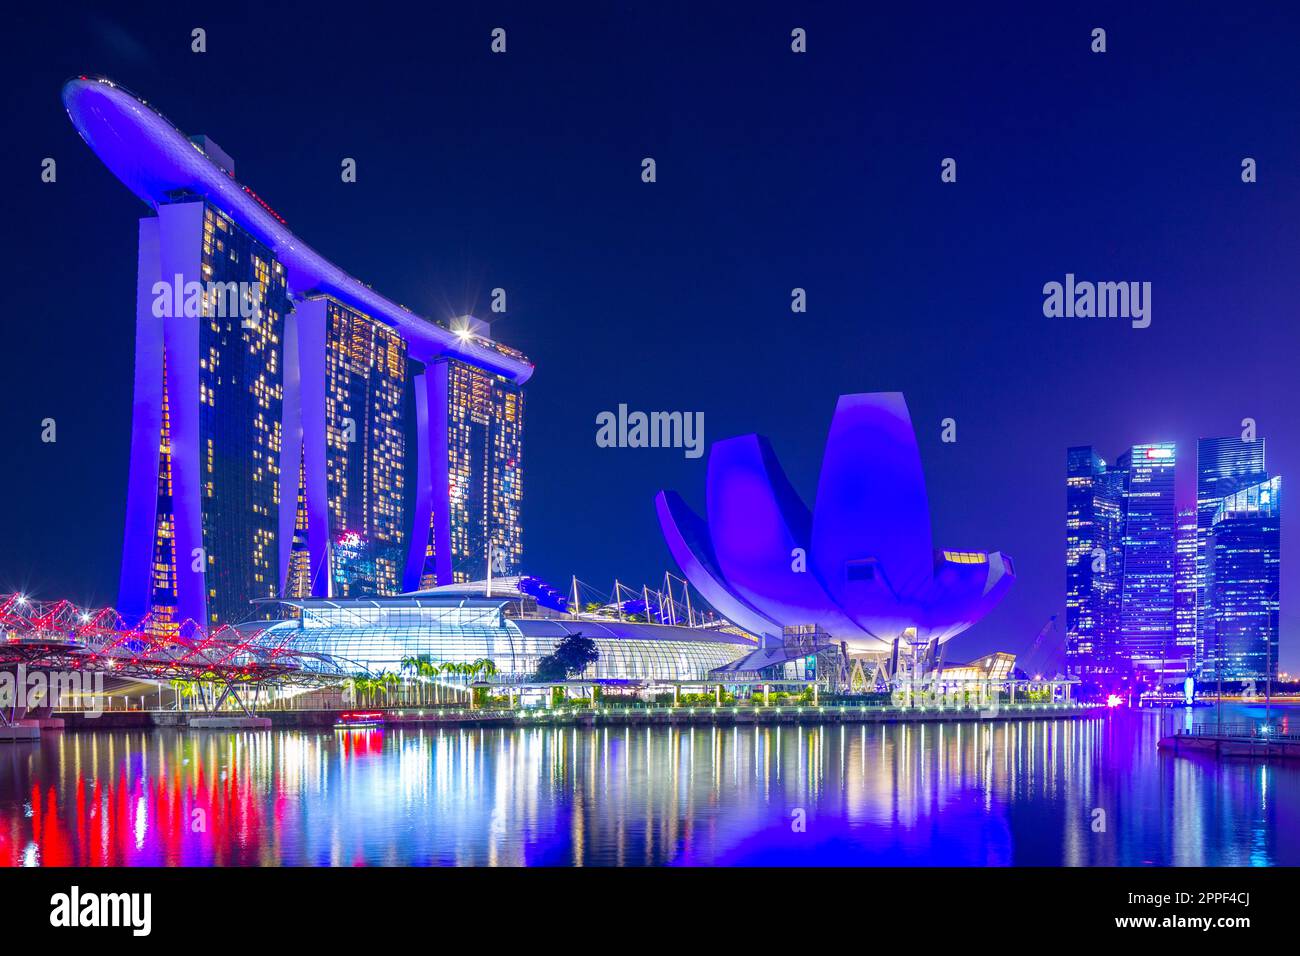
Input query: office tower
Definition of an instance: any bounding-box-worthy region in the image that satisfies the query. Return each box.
[1065,447,1123,677]
[1115,443,1181,674]
[1196,437,1268,667]
[1206,477,1281,681]
[67,77,533,625]
[1175,507,1198,665]
[406,321,527,588]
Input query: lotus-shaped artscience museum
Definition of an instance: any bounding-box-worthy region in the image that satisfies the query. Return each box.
[656,393,1014,654]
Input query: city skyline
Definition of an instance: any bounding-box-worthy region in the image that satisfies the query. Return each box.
[2,4,1298,668]
[1066,435,1281,683]
[4,1,1300,903]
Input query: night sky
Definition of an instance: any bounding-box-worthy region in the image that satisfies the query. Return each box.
[2,2,1298,666]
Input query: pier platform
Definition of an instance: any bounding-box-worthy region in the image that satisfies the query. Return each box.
[0,722,42,741]
[189,716,273,730]
[50,702,1102,732]
[378,701,1102,729]
[1159,723,1300,760]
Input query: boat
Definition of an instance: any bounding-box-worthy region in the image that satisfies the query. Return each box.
[334,710,384,729]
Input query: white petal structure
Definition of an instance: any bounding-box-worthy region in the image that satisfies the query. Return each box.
[656,393,1015,653]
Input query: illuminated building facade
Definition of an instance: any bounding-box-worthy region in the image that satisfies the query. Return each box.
[935,652,1017,683]
[406,322,527,589]
[1066,443,1185,678]
[1205,477,1281,681]
[259,591,751,683]
[148,355,178,632]
[286,458,312,600]
[1064,447,1123,678]
[313,297,408,598]
[1115,443,1181,674]
[1175,506,1198,663]
[1067,437,1283,684]
[1195,437,1268,668]
[120,198,289,629]
[66,76,533,625]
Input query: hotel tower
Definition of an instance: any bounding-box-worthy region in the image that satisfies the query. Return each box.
[63,76,533,629]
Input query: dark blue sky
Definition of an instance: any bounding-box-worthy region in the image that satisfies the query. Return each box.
[2,2,1298,666]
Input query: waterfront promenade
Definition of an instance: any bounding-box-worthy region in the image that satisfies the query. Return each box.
[40,700,1102,733]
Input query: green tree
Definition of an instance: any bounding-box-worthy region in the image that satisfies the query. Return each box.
[534,633,599,682]
[400,657,421,705]
[378,671,401,703]
[416,658,441,704]
[169,679,197,710]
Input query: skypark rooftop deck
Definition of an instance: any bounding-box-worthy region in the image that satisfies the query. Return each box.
[62,75,532,382]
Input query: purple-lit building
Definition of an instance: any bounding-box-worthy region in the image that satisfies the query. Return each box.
[1115,443,1180,674]
[656,393,1016,656]
[63,76,532,628]
[1065,446,1124,679]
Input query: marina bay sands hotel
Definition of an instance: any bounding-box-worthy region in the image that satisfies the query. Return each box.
[63,76,533,630]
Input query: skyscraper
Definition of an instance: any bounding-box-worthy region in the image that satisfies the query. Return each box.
[120,199,290,630]
[1067,433,1282,686]
[1115,443,1181,675]
[1205,477,1281,681]
[1175,506,1198,664]
[66,76,533,625]
[292,295,409,599]
[1196,437,1268,668]
[1067,442,1189,680]
[1065,447,1123,678]
[406,318,527,588]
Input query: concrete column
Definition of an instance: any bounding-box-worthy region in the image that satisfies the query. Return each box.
[157,202,207,627]
[291,298,331,595]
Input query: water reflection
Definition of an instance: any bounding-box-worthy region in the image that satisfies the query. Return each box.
[1,707,1296,866]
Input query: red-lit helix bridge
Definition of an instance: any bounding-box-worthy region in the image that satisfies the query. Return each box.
[0,593,346,719]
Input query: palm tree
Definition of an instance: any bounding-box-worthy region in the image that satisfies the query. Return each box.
[169,679,196,711]
[417,659,441,704]
[381,670,401,704]
[440,661,474,705]
[354,673,384,708]
[345,672,366,707]
[351,675,367,707]
[400,656,422,706]
[439,662,460,699]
